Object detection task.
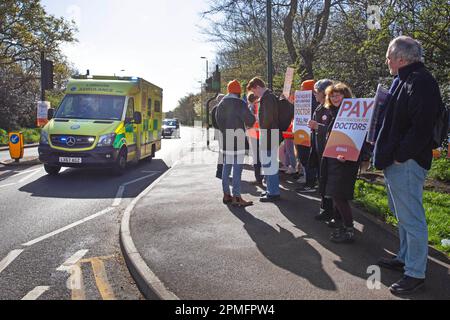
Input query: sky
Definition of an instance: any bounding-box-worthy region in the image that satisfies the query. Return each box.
[41,0,217,111]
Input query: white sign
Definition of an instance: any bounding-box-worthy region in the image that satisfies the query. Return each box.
[323,98,375,161]
[293,90,312,146]
[282,67,295,98]
[37,101,50,126]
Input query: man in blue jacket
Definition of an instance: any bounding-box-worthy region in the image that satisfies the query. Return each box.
[374,36,443,295]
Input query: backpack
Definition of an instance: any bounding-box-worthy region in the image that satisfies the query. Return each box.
[277,98,294,132]
[432,104,449,149]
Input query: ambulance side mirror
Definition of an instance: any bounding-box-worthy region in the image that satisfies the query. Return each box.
[47,108,55,120]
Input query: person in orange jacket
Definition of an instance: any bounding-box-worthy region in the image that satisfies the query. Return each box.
[281,121,297,174]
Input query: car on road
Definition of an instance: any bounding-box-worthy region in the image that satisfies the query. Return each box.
[39,75,163,175]
[161,119,180,139]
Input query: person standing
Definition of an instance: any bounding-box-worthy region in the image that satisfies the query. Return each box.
[295,80,319,192]
[307,79,335,221]
[374,36,443,295]
[246,92,263,184]
[319,83,359,243]
[246,77,281,202]
[211,94,225,179]
[216,80,255,207]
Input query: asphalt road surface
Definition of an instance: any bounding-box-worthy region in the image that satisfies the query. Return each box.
[0,126,202,300]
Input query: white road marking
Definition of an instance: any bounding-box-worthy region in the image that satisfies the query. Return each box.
[13,168,41,177]
[57,250,89,300]
[0,249,24,274]
[21,286,50,300]
[57,250,89,270]
[0,170,11,176]
[112,172,159,207]
[18,169,41,183]
[22,207,115,247]
[0,183,16,188]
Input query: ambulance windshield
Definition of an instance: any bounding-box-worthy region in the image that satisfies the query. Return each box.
[55,94,125,121]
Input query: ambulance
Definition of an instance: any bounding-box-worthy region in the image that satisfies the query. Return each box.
[38,75,163,175]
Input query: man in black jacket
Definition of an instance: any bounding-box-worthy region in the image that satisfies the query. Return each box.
[374,36,443,295]
[216,80,255,207]
[247,77,281,202]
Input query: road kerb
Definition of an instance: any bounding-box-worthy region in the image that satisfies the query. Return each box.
[120,161,180,300]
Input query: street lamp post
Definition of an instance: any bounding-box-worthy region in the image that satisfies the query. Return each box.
[200,57,209,128]
[266,0,273,90]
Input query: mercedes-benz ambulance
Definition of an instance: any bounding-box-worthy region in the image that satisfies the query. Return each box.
[38,75,162,175]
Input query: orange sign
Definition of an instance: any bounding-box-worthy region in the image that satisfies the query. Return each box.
[8,132,24,160]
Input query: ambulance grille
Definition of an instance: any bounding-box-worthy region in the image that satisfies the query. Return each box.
[50,135,96,148]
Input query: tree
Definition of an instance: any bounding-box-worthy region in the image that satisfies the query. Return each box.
[0,0,77,130]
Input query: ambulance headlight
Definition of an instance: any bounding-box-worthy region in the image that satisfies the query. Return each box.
[97,133,116,147]
[40,131,49,145]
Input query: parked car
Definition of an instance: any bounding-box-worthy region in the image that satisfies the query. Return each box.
[161,119,180,138]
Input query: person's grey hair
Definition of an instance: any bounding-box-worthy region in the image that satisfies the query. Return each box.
[388,36,423,63]
[314,79,334,93]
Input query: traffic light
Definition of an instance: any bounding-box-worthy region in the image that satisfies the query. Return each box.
[205,65,221,93]
[205,76,214,93]
[42,59,54,90]
[212,65,221,92]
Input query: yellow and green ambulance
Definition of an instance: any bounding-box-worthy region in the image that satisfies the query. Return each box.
[38,75,162,175]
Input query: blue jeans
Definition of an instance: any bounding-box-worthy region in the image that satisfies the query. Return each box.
[260,149,280,196]
[384,159,428,279]
[284,139,297,168]
[222,154,244,197]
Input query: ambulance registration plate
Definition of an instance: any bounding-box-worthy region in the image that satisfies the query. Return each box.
[59,157,82,164]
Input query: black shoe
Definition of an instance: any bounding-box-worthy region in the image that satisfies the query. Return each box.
[260,194,281,202]
[330,226,355,243]
[326,218,343,228]
[389,276,425,295]
[377,257,405,272]
[315,210,333,221]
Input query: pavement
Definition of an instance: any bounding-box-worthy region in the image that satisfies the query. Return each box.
[0,144,40,166]
[121,141,450,300]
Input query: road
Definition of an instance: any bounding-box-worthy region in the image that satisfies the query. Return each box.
[0,126,202,300]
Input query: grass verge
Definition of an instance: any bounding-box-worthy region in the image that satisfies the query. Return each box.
[354,179,450,256]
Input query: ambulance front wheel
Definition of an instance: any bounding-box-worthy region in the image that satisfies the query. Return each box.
[113,149,127,175]
[44,164,61,175]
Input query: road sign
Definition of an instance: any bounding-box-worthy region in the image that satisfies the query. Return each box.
[8,132,24,161]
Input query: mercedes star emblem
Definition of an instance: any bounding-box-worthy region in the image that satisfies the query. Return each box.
[66,136,76,147]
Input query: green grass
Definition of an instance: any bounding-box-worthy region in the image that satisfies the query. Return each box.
[354,179,450,256]
[0,128,42,145]
[428,158,450,182]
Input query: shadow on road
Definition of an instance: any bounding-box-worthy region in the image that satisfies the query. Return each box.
[273,175,450,300]
[227,204,337,292]
[18,159,170,199]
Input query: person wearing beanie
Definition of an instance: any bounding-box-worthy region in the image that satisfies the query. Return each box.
[211,94,226,179]
[216,80,255,207]
[295,80,319,194]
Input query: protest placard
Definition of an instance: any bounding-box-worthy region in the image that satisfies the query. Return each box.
[366,84,389,143]
[282,67,294,98]
[293,90,312,146]
[323,98,375,161]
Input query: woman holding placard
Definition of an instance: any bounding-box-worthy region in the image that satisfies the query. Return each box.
[319,83,360,243]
